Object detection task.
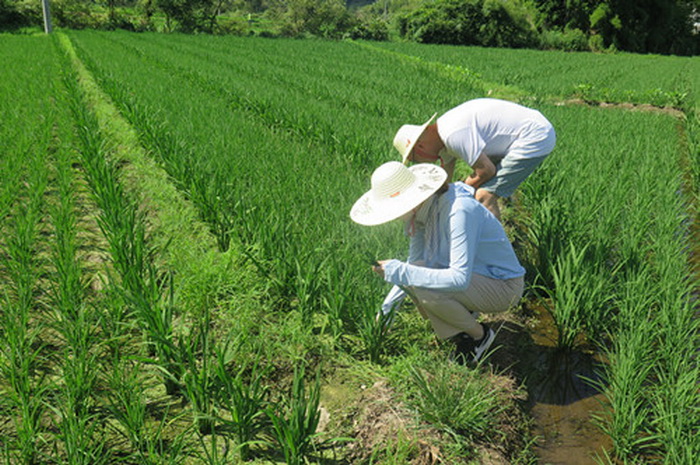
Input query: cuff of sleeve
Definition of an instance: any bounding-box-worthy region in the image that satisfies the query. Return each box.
[383,259,403,285]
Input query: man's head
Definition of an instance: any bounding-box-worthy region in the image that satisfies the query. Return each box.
[393,113,439,165]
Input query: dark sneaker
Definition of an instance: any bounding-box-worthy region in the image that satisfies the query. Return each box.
[472,324,496,363]
[449,332,476,365]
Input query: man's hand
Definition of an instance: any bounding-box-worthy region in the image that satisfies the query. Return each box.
[466,153,496,189]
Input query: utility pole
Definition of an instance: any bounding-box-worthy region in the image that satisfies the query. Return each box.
[41,0,53,33]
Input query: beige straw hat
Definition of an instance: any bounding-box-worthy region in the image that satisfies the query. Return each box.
[393,112,437,164]
[350,161,447,226]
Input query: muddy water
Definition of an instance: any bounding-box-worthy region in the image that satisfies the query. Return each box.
[522,304,612,464]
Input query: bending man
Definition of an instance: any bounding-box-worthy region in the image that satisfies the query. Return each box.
[394,98,556,220]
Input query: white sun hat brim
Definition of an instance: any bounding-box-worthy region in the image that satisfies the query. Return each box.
[350,162,447,226]
[393,112,438,165]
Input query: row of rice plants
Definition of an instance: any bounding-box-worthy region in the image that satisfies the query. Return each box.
[369,40,700,107]
[44,81,109,465]
[520,104,699,463]
[0,35,63,463]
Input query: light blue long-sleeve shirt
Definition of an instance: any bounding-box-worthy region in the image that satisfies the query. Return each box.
[381,182,524,314]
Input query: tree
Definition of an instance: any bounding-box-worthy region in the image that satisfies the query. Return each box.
[397,0,537,48]
[267,0,353,38]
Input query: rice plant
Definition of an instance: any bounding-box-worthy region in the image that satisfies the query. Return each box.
[535,242,614,350]
[266,363,323,465]
[105,359,192,464]
[213,343,270,461]
[181,313,218,436]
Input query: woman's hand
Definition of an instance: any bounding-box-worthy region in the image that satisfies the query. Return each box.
[372,260,390,278]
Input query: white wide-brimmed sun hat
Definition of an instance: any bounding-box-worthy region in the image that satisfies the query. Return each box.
[350,161,448,226]
[393,112,437,165]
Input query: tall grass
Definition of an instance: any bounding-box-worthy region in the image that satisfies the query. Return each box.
[0,38,56,458]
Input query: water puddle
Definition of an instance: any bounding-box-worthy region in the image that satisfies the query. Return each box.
[520,303,612,464]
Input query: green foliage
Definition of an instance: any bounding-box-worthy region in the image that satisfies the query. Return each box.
[0,0,37,29]
[532,0,596,31]
[397,0,538,48]
[156,0,221,32]
[266,0,355,38]
[539,27,588,51]
[345,16,389,40]
[266,363,323,465]
[534,0,700,55]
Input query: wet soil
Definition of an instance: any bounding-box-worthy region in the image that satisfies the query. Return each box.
[487,302,612,464]
[525,304,611,464]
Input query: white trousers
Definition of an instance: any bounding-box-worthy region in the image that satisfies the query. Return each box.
[409,274,524,340]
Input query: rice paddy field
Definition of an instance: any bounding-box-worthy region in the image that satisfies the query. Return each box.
[0,30,698,464]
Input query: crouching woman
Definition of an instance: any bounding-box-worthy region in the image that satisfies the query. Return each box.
[350,161,525,363]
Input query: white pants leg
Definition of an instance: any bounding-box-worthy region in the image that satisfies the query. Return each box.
[410,274,524,340]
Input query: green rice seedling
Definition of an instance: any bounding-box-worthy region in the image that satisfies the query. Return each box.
[213,342,270,461]
[535,242,613,350]
[49,393,108,465]
[125,269,185,396]
[597,325,658,460]
[356,294,397,364]
[106,359,192,464]
[266,363,322,465]
[105,360,150,455]
[524,194,577,288]
[320,256,351,339]
[181,314,217,436]
[48,165,84,322]
[652,365,700,464]
[292,255,328,328]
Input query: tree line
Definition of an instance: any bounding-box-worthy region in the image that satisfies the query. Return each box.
[2,0,699,55]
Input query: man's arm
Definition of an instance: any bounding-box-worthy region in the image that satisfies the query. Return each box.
[465,152,496,188]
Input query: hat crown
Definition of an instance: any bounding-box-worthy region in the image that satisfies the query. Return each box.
[371,161,415,201]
